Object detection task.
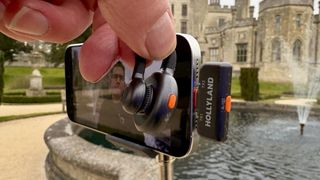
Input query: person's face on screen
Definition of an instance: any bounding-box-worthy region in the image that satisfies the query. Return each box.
[111,66,125,101]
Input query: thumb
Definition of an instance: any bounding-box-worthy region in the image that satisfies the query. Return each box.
[2,0,92,43]
[97,0,176,60]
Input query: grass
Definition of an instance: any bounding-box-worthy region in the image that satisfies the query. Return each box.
[231,77,294,100]
[4,66,65,91]
[3,66,294,99]
[0,67,296,122]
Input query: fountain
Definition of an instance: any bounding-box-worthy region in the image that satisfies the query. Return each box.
[25,41,47,97]
[287,58,320,135]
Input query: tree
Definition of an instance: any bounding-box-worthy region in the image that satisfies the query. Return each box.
[0,51,4,104]
[0,34,32,62]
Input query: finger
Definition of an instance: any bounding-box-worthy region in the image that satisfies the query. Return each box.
[92,8,135,67]
[2,0,93,43]
[1,0,34,41]
[79,22,118,82]
[97,0,176,60]
[0,2,4,19]
[80,10,135,82]
[118,39,135,68]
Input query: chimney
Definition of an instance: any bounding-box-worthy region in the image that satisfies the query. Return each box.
[232,6,237,22]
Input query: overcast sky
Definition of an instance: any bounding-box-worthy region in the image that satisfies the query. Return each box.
[218,0,319,17]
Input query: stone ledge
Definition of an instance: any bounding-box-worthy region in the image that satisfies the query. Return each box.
[44,119,160,180]
[232,101,320,116]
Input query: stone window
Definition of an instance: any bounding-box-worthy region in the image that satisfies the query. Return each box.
[218,18,225,27]
[275,15,281,33]
[181,21,187,33]
[209,48,219,61]
[296,14,302,28]
[272,39,281,61]
[259,42,263,62]
[236,43,247,62]
[171,4,174,16]
[293,40,302,61]
[182,4,188,16]
[209,0,220,5]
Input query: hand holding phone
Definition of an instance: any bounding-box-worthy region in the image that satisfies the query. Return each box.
[65,34,200,157]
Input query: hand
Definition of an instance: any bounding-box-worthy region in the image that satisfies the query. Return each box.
[0,0,176,82]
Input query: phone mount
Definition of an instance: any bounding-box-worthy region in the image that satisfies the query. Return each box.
[121,52,178,135]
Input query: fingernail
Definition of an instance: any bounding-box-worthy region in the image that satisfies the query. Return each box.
[7,6,48,36]
[0,2,5,20]
[145,12,176,59]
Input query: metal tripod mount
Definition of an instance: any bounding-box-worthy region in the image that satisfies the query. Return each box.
[157,154,176,180]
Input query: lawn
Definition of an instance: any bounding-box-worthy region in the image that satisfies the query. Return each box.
[4,66,65,92]
[3,66,294,100]
[231,77,293,100]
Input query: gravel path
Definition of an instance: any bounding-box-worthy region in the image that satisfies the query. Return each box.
[0,104,63,117]
[0,114,67,180]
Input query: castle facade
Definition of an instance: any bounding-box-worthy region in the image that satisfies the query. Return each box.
[170,0,320,82]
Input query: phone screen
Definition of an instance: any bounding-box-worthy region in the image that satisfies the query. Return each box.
[65,35,198,157]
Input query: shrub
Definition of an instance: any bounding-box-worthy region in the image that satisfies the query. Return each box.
[2,95,61,104]
[0,51,4,104]
[4,91,25,96]
[240,67,260,101]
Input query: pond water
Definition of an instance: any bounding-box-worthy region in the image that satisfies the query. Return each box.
[174,110,320,180]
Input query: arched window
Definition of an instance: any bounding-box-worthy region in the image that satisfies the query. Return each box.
[293,40,302,61]
[272,39,281,61]
[275,15,281,33]
[259,42,263,62]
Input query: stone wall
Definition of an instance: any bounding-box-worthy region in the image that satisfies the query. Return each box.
[259,0,313,13]
[45,119,161,180]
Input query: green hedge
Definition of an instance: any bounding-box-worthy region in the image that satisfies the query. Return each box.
[240,67,260,101]
[2,95,61,104]
[4,90,61,96]
[0,51,4,104]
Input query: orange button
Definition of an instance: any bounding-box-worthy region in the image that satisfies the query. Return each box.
[193,88,198,109]
[168,94,177,110]
[225,96,232,112]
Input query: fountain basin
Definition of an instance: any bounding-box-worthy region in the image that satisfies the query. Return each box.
[44,118,160,180]
[44,101,320,179]
[174,109,320,179]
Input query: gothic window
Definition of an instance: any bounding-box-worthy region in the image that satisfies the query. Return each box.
[209,48,219,61]
[171,4,174,16]
[236,43,248,62]
[293,40,302,61]
[219,18,225,27]
[181,21,187,33]
[296,14,302,28]
[259,42,263,62]
[210,0,220,4]
[182,4,188,16]
[272,39,281,61]
[275,15,281,33]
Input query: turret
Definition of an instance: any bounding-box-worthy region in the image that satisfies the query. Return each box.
[235,0,250,19]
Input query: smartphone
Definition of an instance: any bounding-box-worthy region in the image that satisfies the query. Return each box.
[65,34,201,157]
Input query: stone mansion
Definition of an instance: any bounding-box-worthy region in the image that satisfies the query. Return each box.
[169,0,320,82]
